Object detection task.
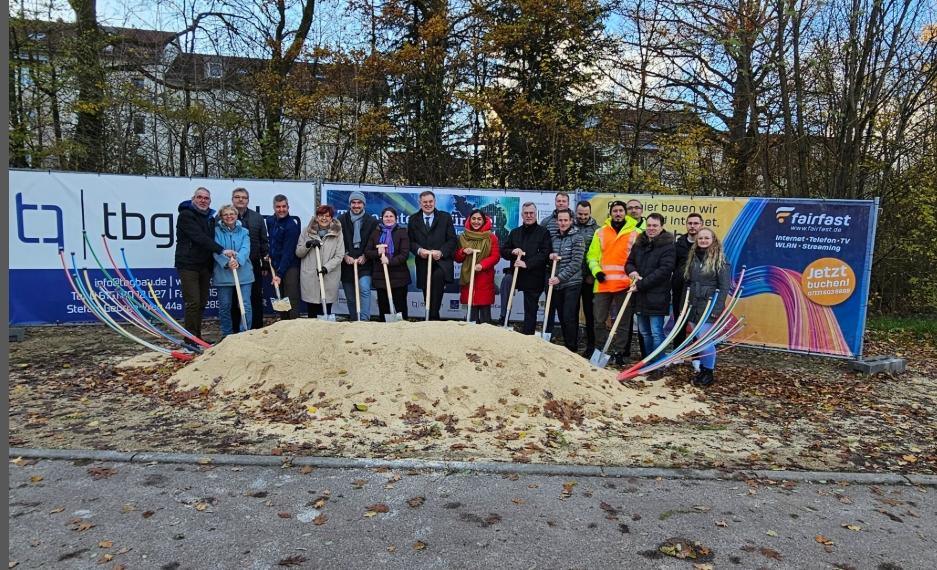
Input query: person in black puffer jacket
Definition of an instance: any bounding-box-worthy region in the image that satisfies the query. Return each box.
[174,187,225,341]
[671,212,703,347]
[625,213,676,361]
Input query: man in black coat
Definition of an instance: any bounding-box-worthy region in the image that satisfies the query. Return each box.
[408,191,458,320]
[174,187,225,343]
[231,187,269,330]
[671,212,703,347]
[500,202,553,335]
[626,213,676,360]
[339,191,379,321]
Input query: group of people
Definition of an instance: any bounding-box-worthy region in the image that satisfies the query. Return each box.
[174,188,730,386]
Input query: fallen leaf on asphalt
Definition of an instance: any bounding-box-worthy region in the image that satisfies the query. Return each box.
[387,545,396,553]
[901,455,918,463]
[88,467,117,480]
[407,496,425,508]
[693,564,714,570]
[277,555,307,566]
[49,506,65,514]
[9,561,18,568]
[714,520,728,528]
[760,547,782,560]
[352,479,368,489]
[512,498,526,505]
[113,566,127,570]
[97,554,113,564]
[194,502,209,512]
[29,475,44,484]
[815,535,834,546]
[313,514,327,526]
[299,466,314,475]
[842,523,862,531]
[560,481,576,499]
[197,457,212,465]
[766,530,778,537]
[141,511,155,518]
[278,512,291,519]
[10,457,36,467]
[365,503,389,517]
[657,538,714,561]
[98,540,113,548]
[69,518,95,532]
[413,541,427,551]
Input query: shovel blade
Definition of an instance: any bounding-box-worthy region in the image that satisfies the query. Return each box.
[317,314,337,321]
[541,332,552,342]
[589,349,610,368]
[271,297,291,312]
[384,312,403,323]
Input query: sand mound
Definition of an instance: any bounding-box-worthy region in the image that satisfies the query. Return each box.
[170,320,709,462]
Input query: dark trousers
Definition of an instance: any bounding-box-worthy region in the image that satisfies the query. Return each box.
[233,258,265,330]
[580,279,596,350]
[521,288,543,335]
[499,272,514,323]
[672,282,688,347]
[178,266,211,339]
[468,305,492,325]
[593,290,633,355]
[307,303,333,318]
[376,286,409,321]
[276,266,301,320]
[552,286,580,351]
[419,266,446,320]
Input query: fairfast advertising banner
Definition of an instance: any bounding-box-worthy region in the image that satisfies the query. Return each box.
[582,194,878,358]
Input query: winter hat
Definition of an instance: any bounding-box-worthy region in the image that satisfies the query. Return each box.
[349,191,366,206]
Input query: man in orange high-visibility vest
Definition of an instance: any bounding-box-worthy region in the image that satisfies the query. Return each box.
[586,200,640,366]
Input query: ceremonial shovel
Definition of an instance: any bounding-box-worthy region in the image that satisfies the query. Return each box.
[501,252,523,328]
[464,249,478,323]
[424,254,433,321]
[589,289,634,368]
[230,264,248,332]
[266,260,292,313]
[352,260,362,320]
[540,257,558,341]
[314,246,336,321]
[377,244,403,322]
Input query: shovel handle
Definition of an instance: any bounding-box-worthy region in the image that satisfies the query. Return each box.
[465,249,478,322]
[541,258,558,336]
[425,254,432,321]
[230,264,246,330]
[502,252,523,327]
[266,257,283,298]
[382,260,398,315]
[353,260,361,319]
[314,247,331,318]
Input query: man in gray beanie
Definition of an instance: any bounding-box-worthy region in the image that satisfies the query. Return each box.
[338,191,378,320]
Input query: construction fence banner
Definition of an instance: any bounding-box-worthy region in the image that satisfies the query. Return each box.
[9,170,317,325]
[9,170,878,358]
[580,193,878,358]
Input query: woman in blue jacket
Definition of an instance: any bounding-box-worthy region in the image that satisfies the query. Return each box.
[213,205,254,339]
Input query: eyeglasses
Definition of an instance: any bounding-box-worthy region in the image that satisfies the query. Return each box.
[626,205,642,210]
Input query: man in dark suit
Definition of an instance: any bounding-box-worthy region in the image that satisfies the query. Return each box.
[408,191,458,320]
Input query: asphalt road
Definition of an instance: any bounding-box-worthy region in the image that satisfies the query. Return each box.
[8,458,936,569]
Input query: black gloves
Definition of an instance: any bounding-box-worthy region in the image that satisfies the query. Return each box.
[317,267,328,275]
[305,238,321,249]
[595,271,606,283]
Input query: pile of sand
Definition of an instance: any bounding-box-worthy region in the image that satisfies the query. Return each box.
[170,320,709,462]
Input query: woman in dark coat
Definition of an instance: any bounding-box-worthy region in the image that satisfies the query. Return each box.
[365,207,411,321]
[454,210,500,324]
[684,227,731,387]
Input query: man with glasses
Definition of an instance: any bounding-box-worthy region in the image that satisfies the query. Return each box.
[500,202,552,334]
[626,199,647,231]
[174,187,224,345]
